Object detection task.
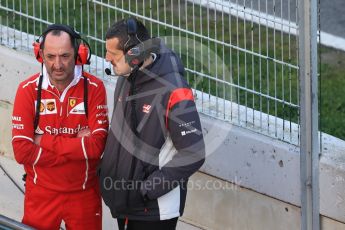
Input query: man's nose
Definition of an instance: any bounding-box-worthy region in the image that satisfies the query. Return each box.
[105,52,112,62]
[54,56,63,68]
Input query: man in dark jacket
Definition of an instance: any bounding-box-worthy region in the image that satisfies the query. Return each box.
[99,17,205,230]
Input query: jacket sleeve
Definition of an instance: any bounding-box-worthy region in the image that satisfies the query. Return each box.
[12,81,66,167]
[140,88,205,200]
[39,80,109,160]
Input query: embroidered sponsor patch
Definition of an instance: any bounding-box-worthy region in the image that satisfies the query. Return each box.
[35,126,44,135]
[181,128,197,136]
[97,120,107,125]
[46,101,55,111]
[69,98,77,108]
[35,99,57,115]
[97,105,108,110]
[12,124,24,130]
[178,121,195,127]
[96,112,108,118]
[45,124,88,135]
[12,116,22,121]
[67,97,85,115]
[39,102,45,113]
[142,104,151,114]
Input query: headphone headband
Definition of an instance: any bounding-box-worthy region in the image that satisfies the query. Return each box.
[42,24,81,40]
[33,23,91,65]
[124,18,142,53]
[127,18,138,36]
[122,18,160,69]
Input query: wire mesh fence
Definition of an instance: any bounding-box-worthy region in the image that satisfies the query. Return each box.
[0,0,301,145]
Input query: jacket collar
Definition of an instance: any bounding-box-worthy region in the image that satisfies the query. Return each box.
[40,65,83,90]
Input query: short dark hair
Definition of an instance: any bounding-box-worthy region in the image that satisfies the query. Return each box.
[105,18,151,53]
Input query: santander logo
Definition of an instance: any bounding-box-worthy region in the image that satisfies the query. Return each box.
[44,124,89,135]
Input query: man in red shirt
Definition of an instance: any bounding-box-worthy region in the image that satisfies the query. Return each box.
[11,24,108,230]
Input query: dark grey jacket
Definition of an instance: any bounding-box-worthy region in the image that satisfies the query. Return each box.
[99,40,205,221]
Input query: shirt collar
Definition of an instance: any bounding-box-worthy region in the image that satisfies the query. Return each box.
[41,65,83,90]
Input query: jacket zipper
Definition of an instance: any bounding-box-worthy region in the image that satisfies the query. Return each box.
[126,71,140,210]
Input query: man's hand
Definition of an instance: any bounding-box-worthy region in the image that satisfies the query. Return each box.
[77,128,91,138]
[34,135,42,146]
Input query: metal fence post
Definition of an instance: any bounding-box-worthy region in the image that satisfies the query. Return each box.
[298,0,320,229]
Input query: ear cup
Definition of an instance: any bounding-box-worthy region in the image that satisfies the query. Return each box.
[125,46,145,68]
[33,41,43,63]
[124,18,144,68]
[76,43,89,65]
[124,38,161,68]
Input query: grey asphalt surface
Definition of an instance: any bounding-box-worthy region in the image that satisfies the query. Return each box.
[229,0,345,38]
[0,156,201,230]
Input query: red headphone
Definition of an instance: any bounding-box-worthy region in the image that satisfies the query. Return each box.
[33,24,91,65]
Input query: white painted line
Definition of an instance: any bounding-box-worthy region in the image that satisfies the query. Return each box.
[319,31,345,51]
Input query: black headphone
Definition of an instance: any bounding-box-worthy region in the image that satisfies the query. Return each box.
[124,18,160,68]
[33,24,91,65]
[104,18,161,76]
[124,18,144,68]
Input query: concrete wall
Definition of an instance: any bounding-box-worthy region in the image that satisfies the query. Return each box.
[1,45,345,229]
[198,114,345,224]
[184,172,345,230]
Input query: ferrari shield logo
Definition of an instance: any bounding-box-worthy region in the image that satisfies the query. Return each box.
[69,98,77,108]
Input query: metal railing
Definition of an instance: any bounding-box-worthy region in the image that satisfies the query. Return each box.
[0,0,301,144]
[0,1,320,229]
[0,215,34,230]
